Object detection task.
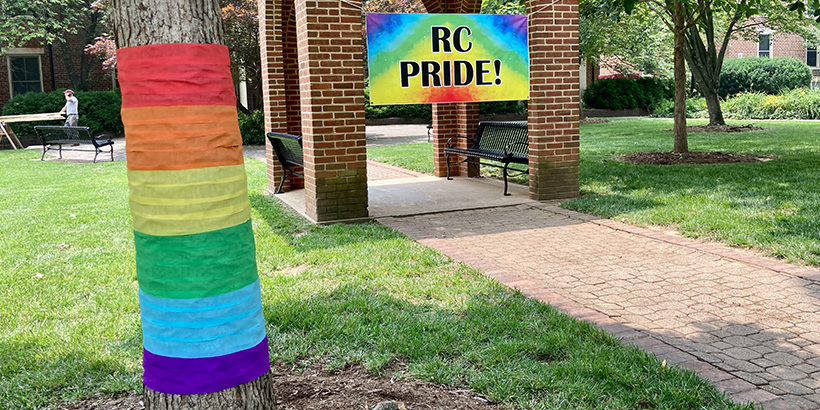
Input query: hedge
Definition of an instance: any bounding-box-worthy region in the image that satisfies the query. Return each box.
[719,57,811,98]
[582,77,673,110]
[2,89,123,136]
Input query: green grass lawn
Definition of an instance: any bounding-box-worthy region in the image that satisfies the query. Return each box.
[370,118,820,265]
[0,147,747,409]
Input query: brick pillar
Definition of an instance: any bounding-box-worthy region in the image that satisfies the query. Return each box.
[457,103,480,177]
[432,103,460,178]
[259,0,303,193]
[295,0,368,222]
[527,0,580,200]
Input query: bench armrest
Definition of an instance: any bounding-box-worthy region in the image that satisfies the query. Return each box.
[445,135,476,149]
[504,141,528,156]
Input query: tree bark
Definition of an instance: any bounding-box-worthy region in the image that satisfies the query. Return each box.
[143,370,276,410]
[110,0,275,408]
[672,0,688,153]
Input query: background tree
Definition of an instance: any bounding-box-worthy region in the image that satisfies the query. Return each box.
[363,0,425,12]
[620,0,711,152]
[0,0,107,90]
[581,0,673,77]
[221,0,262,111]
[683,0,818,126]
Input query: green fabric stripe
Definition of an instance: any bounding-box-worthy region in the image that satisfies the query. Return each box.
[135,220,258,299]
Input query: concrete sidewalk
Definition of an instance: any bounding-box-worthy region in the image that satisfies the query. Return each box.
[379,204,820,410]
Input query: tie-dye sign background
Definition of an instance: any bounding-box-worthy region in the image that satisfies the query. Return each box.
[366,13,529,105]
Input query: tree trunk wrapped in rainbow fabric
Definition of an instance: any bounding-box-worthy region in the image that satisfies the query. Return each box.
[117,43,269,395]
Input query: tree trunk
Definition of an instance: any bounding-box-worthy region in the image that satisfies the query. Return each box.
[672,0,688,153]
[701,86,725,126]
[143,371,276,410]
[111,0,275,408]
[683,15,726,126]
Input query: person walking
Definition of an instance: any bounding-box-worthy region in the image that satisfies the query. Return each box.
[60,90,79,126]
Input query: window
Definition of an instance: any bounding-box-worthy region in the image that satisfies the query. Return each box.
[758,34,771,58]
[808,46,818,67]
[7,55,43,97]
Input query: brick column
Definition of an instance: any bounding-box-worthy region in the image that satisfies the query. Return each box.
[259,0,303,193]
[457,103,480,177]
[432,103,460,178]
[295,0,367,222]
[527,0,580,200]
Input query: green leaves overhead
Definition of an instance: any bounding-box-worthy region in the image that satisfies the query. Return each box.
[0,0,87,52]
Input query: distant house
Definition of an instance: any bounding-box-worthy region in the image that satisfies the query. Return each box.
[724,30,820,87]
[1,35,112,109]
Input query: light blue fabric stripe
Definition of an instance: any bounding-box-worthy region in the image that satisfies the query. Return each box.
[139,279,261,313]
[139,280,268,359]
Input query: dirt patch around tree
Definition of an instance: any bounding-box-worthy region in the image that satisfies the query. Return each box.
[669,124,764,133]
[617,151,776,165]
[55,363,504,410]
[580,118,612,124]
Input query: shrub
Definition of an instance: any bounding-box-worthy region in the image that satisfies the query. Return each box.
[2,89,123,135]
[722,88,820,119]
[365,88,432,120]
[238,110,266,145]
[583,77,673,110]
[648,96,708,118]
[719,58,811,98]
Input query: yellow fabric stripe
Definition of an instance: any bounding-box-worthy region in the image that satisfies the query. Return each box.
[128,165,251,236]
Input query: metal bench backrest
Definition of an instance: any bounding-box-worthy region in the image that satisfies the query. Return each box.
[266,132,304,168]
[34,125,94,144]
[473,121,528,156]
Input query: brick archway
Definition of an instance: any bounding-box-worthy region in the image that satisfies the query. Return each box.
[258,0,579,222]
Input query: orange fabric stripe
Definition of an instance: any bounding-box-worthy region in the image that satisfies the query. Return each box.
[122,106,244,171]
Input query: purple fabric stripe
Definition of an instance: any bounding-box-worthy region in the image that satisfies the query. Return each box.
[143,336,269,395]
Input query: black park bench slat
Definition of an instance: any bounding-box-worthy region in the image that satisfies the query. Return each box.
[34,125,114,163]
[266,132,304,194]
[443,121,529,196]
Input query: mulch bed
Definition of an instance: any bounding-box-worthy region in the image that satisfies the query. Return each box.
[669,124,764,133]
[622,123,772,165]
[55,363,504,410]
[580,118,612,124]
[617,151,776,165]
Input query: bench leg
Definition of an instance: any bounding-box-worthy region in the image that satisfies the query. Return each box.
[41,146,47,161]
[93,149,99,163]
[57,144,63,159]
[274,170,293,194]
[502,163,511,196]
[445,152,453,180]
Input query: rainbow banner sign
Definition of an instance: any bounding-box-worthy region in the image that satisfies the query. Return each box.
[367,13,529,105]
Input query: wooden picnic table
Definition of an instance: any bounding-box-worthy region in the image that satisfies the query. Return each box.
[0,112,65,149]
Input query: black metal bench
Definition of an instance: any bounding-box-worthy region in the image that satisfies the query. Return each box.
[266,132,304,194]
[34,125,114,163]
[444,121,528,196]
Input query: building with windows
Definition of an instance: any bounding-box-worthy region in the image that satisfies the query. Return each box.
[1,37,112,108]
[724,30,820,87]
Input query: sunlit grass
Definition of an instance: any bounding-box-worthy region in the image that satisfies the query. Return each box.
[0,147,748,410]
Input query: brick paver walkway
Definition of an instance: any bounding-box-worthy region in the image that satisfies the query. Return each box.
[379,203,820,410]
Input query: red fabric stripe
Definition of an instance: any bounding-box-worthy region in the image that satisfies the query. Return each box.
[117,43,236,108]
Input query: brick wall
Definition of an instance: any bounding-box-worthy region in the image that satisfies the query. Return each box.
[1,33,111,109]
[295,0,368,222]
[725,31,807,61]
[527,0,580,200]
